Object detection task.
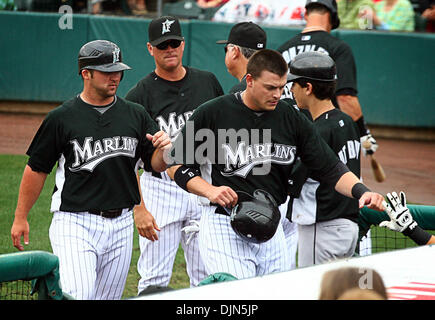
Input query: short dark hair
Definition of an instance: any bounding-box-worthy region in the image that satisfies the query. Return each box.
[306,3,330,15]
[247,49,288,79]
[295,78,336,100]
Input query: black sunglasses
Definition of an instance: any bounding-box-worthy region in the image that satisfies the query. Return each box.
[155,39,182,50]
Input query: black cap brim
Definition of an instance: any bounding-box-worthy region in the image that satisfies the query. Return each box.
[150,35,185,46]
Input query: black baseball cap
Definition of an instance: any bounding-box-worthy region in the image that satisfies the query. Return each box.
[148,16,184,46]
[287,51,337,82]
[305,0,340,29]
[216,22,266,50]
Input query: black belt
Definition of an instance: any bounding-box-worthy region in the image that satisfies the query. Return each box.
[215,206,231,216]
[88,207,132,219]
[152,171,162,179]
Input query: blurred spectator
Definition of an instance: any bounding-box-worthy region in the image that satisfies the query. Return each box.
[128,0,148,15]
[197,0,229,8]
[337,288,386,300]
[368,0,415,31]
[212,0,306,26]
[421,0,435,31]
[337,0,376,29]
[0,0,16,10]
[91,0,103,14]
[318,267,388,300]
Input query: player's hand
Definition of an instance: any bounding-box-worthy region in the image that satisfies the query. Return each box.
[134,205,160,241]
[359,191,385,211]
[379,191,415,233]
[147,131,172,151]
[361,133,378,156]
[206,186,238,209]
[11,217,29,251]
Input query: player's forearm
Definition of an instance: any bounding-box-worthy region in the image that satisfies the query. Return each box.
[334,171,362,198]
[14,165,48,219]
[185,176,216,199]
[150,149,169,172]
[134,171,146,210]
[169,164,208,197]
[335,171,384,211]
[336,94,362,121]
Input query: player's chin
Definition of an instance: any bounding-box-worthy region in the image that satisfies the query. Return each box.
[265,100,279,110]
[107,85,118,93]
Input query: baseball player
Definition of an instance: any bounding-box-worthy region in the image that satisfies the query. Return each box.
[217,21,299,270]
[10,40,171,300]
[216,21,267,94]
[167,49,385,280]
[125,16,224,294]
[277,0,379,157]
[287,51,364,267]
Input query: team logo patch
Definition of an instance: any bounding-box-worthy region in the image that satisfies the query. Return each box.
[162,19,175,35]
[112,47,120,63]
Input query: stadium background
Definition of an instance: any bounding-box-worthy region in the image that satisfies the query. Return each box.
[0,10,434,299]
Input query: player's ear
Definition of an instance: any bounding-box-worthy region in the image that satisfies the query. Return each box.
[232,45,241,59]
[81,69,91,80]
[147,42,154,56]
[246,73,254,87]
[305,82,313,95]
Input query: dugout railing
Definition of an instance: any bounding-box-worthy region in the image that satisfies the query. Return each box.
[0,251,74,300]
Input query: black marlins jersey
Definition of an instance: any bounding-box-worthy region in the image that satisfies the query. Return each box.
[26,96,159,212]
[277,31,358,100]
[125,66,224,140]
[172,93,341,206]
[292,108,361,223]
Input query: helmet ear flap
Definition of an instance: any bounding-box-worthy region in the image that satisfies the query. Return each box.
[331,11,340,29]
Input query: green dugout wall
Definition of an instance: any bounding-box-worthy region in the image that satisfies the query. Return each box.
[1,11,434,127]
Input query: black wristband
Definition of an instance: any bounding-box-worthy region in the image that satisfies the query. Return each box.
[351,182,371,199]
[174,165,200,192]
[403,223,432,246]
[355,116,370,137]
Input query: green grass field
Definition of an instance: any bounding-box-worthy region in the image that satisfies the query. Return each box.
[0,154,190,299]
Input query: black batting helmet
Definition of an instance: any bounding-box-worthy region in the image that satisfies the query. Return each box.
[78,40,131,75]
[305,0,340,30]
[287,51,337,82]
[230,189,281,244]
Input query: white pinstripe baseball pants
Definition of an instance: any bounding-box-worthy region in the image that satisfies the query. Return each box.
[137,172,207,294]
[198,205,291,280]
[279,196,298,270]
[49,210,133,300]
